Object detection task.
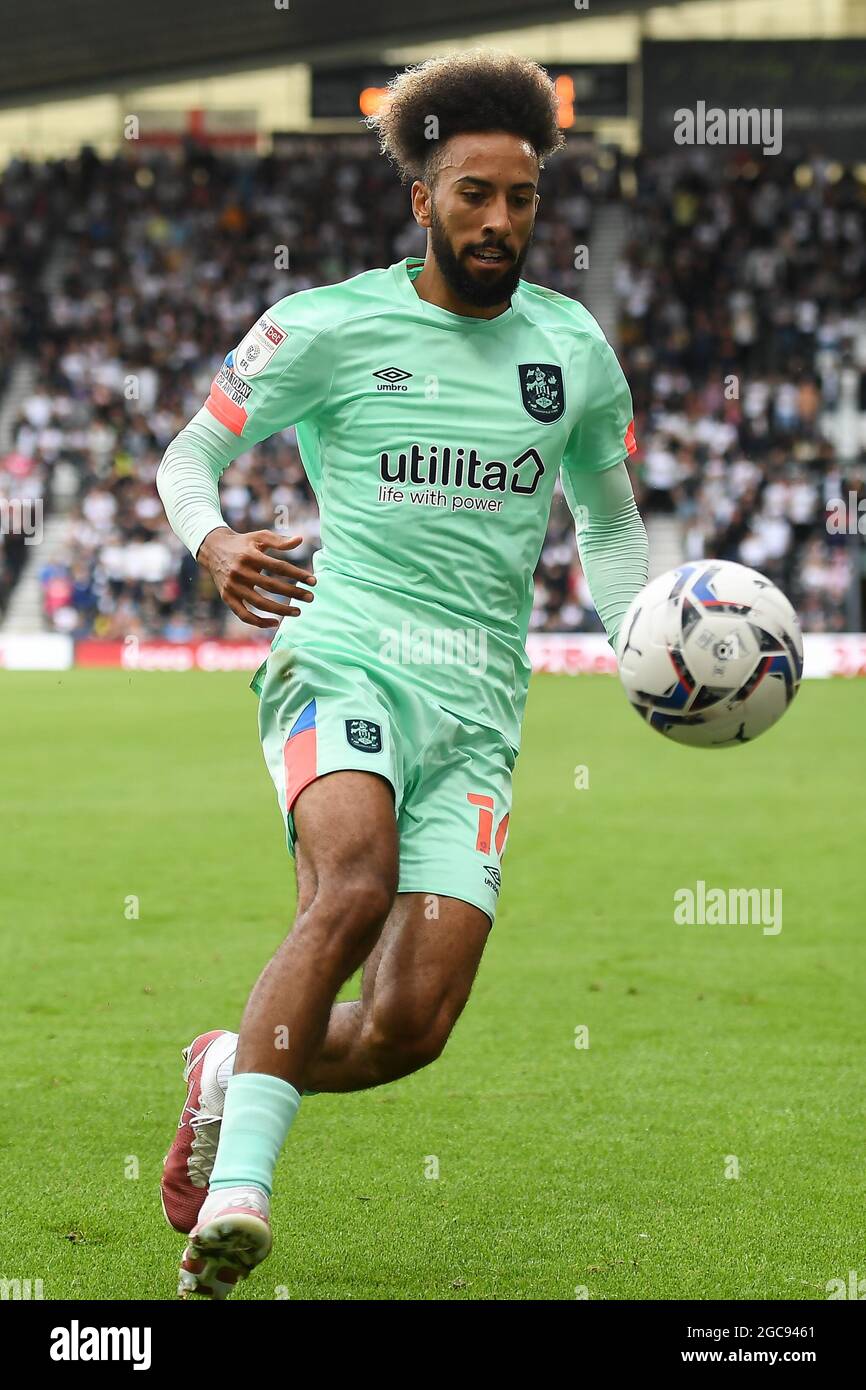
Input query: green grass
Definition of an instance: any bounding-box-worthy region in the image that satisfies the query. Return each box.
[1,670,863,1300]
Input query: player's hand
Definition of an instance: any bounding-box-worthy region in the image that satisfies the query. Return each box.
[197,527,316,629]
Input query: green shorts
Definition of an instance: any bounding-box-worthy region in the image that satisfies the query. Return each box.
[253,641,517,925]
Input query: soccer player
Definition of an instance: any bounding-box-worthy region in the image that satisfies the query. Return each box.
[156,51,649,1299]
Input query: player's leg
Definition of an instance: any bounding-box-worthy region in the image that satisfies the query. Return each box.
[178,767,398,1298]
[165,653,405,1250]
[164,888,456,1238]
[181,889,489,1103]
[301,890,491,1092]
[301,707,515,1092]
[231,768,398,1084]
[291,905,386,1082]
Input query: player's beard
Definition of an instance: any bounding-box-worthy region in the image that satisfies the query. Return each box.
[429,202,531,309]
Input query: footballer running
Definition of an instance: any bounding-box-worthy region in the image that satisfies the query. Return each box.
[156,51,649,1299]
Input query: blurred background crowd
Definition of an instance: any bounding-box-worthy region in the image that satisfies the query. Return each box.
[1,139,863,640]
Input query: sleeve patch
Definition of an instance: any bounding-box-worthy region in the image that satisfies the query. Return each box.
[205,365,251,436]
[624,419,637,455]
[233,312,289,377]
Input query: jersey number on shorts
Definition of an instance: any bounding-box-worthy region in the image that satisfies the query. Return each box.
[467,793,510,857]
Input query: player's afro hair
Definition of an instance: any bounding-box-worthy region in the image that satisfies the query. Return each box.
[367,50,565,187]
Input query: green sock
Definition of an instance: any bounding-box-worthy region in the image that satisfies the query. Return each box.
[209,1072,300,1196]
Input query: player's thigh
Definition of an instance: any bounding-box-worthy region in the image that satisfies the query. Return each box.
[361,891,492,1048]
[397,713,516,929]
[293,769,399,916]
[257,644,404,915]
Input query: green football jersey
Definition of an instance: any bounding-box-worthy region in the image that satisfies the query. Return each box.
[200,256,637,750]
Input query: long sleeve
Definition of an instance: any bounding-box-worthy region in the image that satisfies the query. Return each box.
[156,406,245,558]
[157,300,333,557]
[557,328,647,647]
[560,459,649,648]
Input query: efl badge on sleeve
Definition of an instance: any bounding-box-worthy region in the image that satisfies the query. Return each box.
[234,313,289,378]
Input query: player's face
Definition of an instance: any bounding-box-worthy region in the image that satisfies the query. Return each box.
[422,132,540,308]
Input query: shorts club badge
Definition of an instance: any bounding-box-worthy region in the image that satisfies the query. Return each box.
[345,719,382,753]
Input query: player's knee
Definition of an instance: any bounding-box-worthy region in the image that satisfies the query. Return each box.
[364,1000,451,1076]
[299,873,395,960]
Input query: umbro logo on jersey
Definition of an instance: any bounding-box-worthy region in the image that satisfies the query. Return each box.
[374,367,413,392]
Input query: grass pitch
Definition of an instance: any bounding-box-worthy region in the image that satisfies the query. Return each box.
[1,669,863,1300]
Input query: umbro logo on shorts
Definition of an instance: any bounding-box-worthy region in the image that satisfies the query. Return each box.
[483,865,502,895]
[345,718,382,753]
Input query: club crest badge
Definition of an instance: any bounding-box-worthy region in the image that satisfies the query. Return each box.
[345,719,382,753]
[517,363,565,424]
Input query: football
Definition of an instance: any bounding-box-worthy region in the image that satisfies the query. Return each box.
[615,560,804,747]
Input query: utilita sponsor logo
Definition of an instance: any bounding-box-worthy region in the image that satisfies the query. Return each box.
[379,443,544,494]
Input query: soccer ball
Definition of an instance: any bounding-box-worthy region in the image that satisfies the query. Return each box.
[615,560,803,747]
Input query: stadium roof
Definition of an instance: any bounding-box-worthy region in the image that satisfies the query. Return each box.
[4,0,663,105]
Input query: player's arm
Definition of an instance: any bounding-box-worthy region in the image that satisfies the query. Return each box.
[560,335,648,649]
[157,308,330,628]
[157,408,315,630]
[562,460,648,649]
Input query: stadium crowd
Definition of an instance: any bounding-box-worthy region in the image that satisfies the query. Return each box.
[0,138,862,639]
[0,157,57,617]
[615,150,865,632]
